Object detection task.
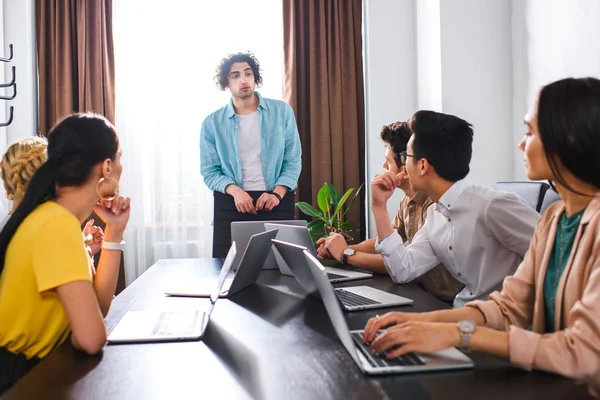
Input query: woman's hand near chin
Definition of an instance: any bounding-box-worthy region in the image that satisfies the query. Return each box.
[94,196,131,240]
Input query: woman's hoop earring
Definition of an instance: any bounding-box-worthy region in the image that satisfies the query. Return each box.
[96,177,120,202]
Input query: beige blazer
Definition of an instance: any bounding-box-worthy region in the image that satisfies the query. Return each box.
[468,193,600,395]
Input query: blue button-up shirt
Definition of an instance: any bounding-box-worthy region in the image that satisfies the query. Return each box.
[200,92,302,193]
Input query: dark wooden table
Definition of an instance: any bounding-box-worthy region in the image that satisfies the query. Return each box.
[2,259,593,400]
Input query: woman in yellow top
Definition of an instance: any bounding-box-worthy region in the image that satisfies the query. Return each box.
[0,113,131,394]
[0,137,105,260]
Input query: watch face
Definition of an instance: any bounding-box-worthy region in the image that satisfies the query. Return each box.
[458,320,476,333]
[343,248,355,256]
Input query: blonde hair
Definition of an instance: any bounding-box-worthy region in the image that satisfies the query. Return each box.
[1,137,48,202]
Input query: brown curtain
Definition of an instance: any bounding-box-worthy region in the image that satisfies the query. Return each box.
[36,0,123,293]
[36,0,115,136]
[283,0,366,240]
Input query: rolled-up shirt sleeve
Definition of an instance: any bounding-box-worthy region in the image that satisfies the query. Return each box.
[375,224,441,283]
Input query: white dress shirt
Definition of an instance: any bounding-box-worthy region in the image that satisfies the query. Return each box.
[376,178,541,307]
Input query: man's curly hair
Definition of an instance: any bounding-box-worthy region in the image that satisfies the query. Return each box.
[380,121,412,168]
[214,52,263,91]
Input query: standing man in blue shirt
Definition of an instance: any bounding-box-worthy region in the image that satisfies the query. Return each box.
[200,52,302,257]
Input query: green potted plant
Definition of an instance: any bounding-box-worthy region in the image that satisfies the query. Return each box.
[295,182,363,243]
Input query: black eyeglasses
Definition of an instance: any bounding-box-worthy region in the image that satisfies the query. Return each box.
[399,151,414,165]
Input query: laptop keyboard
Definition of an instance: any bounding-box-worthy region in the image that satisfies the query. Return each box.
[327,272,346,280]
[351,332,424,368]
[151,311,200,336]
[335,288,380,307]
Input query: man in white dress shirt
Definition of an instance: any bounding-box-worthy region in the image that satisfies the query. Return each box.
[371,110,540,307]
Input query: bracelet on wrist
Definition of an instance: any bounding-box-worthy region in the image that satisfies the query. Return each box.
[101,240,126,251]
[270,191,283,201]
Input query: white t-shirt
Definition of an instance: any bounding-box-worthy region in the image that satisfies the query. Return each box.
[237,111,266,191]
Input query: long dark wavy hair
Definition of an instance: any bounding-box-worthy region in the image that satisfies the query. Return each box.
[537,77,600,195]
[0,113,119,275]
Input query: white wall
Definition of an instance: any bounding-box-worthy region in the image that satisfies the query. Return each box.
[0,0,37,213]
[364,0,514,237]
[511,0,529,181]
[363,0,417,236]
[2,0,37,143]
[438,0,513,186]
[511,0,600,182]
[416,0,442,111]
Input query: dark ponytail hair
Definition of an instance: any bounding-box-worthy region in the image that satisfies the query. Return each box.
[537,77,600,194]
[0,113,119,275]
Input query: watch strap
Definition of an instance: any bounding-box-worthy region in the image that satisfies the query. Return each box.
[457,321,474,352]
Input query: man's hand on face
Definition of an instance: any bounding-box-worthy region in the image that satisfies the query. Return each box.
[397,168,411,190]
[371,171,402,208]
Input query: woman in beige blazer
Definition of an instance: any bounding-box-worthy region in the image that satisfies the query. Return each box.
[362,77,600,395]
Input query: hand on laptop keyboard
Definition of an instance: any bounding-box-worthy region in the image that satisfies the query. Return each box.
[365,320,461,359]
[362,311,422,344]
[364,330,397,354]
[352,332,424,367]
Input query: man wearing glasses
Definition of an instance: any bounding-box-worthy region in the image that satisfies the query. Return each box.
[370,110,540,308]
[317,121,464,305]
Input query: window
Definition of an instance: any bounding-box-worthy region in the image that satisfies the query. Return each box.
[113,0,283,282]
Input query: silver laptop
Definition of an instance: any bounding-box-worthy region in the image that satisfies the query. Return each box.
[165,229,278,298]
[272,240,412,311]
[107,243,237,344]
[231,220,307,270]
[303,248,473,374]
[265,223,373,283]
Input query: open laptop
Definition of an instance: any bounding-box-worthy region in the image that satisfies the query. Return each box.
[164,229,278,298]
[107,243,237,344]
[231,220,307,270]
[272,240,412,311]
[302,248,473,374]
[265,223,373,283]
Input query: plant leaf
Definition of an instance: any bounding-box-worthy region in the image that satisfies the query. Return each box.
[307,219,325,229]
[325,182,340,206]
[295,202,323,218]
[317,185,331,214]
[344,183,364,215]
[333,188,354,217]
[310,230,326,238]
[307,219,325,236]
[341,220,356,231]
[310,233,325,244]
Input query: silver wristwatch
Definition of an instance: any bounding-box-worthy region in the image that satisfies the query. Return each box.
[456,320,476,352]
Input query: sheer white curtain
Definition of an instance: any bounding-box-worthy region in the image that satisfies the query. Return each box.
[113,0,283,284]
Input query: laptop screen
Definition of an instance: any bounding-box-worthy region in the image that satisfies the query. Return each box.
[263,223,318,256]
[302,250,361,364]
[208,242,237,309]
